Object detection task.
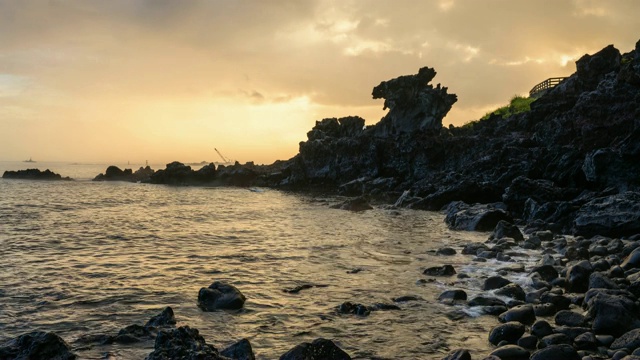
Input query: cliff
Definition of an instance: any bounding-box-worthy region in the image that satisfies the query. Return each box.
[273,39,640,237]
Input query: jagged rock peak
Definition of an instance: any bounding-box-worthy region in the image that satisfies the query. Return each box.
[371,66,457,136]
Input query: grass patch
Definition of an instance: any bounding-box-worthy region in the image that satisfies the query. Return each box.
[480,95,535,120]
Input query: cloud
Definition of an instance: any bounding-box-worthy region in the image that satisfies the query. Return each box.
[0,0,639,162]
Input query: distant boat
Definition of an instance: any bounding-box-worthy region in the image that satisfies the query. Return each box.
[23,157,36,163]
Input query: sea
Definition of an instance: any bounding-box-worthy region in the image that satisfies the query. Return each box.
[0,161,540,359]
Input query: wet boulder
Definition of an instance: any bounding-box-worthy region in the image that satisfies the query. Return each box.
[483,276,512,290]
[0,331,76,360]
[438,290,467,304]
[442,349,471,360]
[336,302,371,316]
[423,265,456,276]
[530,344,580,360]
[145,306,177,328]
[573,192,640,238]
[585,291,640,337]
[537,333,572,348]
[622,247,640,270]
[488,344,530,360]
[565,260,593,293]
[444,202,512,232]
[498,304,536,325]
[279,338,351,360]
[531,320,554,338]
[495,283,526,302]
[611,328,640,351]
[146,326,221,360]
[198,281,246,311]
[220,338,255,360]
[489,322,526,345]
[554,310,587,327]
[489,221,524,242]
[530,265,559,282]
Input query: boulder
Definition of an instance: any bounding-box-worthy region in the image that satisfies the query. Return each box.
[565,260,593,293]
[498,304,536,325]
[442,349,471,360]
[444,202,512,231]
[488,345,529,360]
[554,310,587,327]
[146,326,221,360]
[622,247,640,270]
[438,290,467,304]
[574,192,640,238]
[585,291,640,336]
[489,221,524,242]
[279,338,351,360]
[0,331,76,360]
[530,344,580,360]
[220,338,255,360]
[483,276,512,290]
[495,284,526,302]
[488,322,526,345]
[198,281,246,311]
[145,306,177,328]
[424,265,456,276]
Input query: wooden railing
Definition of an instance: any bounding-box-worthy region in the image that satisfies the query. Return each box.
[529,77,568,97]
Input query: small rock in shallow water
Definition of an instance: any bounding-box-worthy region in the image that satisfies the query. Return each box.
[442,348,471,360]
[198,281,246,311]
[423,265,456,276]
[436,247,457,255]
[392,295,422,302]
[0,331,76,360]
[220,338,255,360]
[279,338,351,360]
[146,326,221,360]
[145,306,176,328]
[438,290,467,304]
[482,276,511,290]
[498,304,536,325]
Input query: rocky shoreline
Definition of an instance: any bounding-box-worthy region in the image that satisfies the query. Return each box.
[3,39,640,359]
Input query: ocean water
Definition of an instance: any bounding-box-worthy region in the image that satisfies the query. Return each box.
[0,161,539,359]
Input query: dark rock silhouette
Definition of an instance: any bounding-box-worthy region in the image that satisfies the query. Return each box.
[146,326,222,360]
[279,338,351,360]
[197,281,246,311]
[0,331,76,360]
[93,165,154,182]
[371,66,457,136]
[3,168,72,180]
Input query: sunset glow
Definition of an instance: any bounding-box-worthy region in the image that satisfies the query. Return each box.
[1,0,638,164]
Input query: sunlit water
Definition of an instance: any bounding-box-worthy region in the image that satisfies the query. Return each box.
[0,162,541,359]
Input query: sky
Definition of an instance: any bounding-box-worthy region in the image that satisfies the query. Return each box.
[1,0,639,165]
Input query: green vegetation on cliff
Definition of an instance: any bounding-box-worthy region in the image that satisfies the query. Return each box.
[481,95,536,120]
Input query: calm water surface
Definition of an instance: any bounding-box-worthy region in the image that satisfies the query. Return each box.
[0,162,539,359]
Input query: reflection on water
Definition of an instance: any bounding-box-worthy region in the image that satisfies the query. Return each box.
[0,163,535,359]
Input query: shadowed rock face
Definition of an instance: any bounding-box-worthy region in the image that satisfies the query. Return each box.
[372,67,457,136]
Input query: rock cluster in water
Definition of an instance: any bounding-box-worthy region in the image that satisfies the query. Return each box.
[1,286,353,359]
[438,219,640,360]
[2,168,72,181]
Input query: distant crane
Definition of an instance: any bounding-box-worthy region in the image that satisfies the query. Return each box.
[214,148,232,164]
